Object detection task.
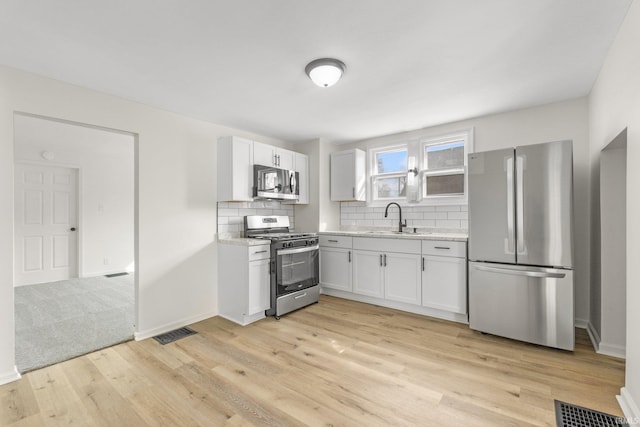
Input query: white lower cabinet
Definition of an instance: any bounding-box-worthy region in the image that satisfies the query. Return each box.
[384,252,422,305]
[421,241,467,315]
[248,258,271,316]
[319,247,352,292]
[352,250,385,298]
[218,243,271,325]
[352,250,421,304]
[319,234,468,323]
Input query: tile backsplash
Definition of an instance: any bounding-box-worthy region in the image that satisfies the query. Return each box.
[340,201,468,231]
[217,201,295,237]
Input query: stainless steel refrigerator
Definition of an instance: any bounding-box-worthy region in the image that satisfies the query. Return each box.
[468,140,574,350]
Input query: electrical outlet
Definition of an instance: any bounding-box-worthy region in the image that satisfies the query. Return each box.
[103,258,110,265]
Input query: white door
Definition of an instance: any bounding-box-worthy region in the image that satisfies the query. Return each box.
[14,164,78,286]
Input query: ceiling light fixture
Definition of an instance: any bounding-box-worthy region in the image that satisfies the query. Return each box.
[305,58,346,88]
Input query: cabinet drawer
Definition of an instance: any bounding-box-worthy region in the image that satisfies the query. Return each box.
[248,245,271,261]
[320,235,353,249]
[422,240,466,258]
[353,237,421,254]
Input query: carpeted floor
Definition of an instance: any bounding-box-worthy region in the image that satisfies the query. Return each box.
[15,274,135,373]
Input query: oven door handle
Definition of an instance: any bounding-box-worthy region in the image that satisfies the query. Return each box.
[277,244,319,256]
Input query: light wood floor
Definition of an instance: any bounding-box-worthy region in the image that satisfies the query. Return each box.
[1,295,625,426]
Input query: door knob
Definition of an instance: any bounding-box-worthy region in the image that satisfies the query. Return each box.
[70,227,77,231]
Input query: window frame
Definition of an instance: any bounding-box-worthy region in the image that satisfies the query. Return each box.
[365,128,473,207]
[369,144,409,202]
[421,132,468,200]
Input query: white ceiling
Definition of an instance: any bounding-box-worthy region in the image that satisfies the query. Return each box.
[0,0,632,143]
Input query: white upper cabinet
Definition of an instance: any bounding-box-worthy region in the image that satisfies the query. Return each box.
[289,152,309,205]
[331,149,366,201]
[218,137,308,203]
[253,141,295,170]
[217,136,253,202]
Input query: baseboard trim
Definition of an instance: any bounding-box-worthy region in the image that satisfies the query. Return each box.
[598,342,626,359]
[134,310,216,341]
[617,387,640,421]
[585,321,601,352]
[0,366,22,385]
[321,288,468,324]
[575,318,589,329]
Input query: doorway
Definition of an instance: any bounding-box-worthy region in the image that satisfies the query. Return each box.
[13,113,136,372]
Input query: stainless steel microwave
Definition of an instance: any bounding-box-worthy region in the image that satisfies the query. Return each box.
[253,164,299,200]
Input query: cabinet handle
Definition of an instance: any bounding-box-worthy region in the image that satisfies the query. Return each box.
[348,251,351,263]
[379,254,383,266]
[434,246,450,250]
[422,257,425,271]
[253,250,268,254]
[383,254,387,267]
[277,155,281,166]
[352,187,355,198]
[328,239,338,243]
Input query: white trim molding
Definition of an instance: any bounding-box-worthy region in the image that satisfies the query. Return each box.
[134,310,216,341]
[584,321,626,359]
[575,318,589,329]
[585,321,601,352]
[598,342,626,359]
[0,366,22,386]
[617,387,640,422]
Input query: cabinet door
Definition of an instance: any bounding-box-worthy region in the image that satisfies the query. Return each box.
[352,250,384,298]
[253,141,275,167]
[422,256,467,314]
[276,148,295,170]
[330,150,356,201]
[384,252,422,305]
[320,248,352,292]
[217,136,253,202]
[248,258,271,315]
[294,152,308,204]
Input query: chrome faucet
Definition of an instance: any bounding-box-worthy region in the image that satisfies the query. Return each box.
[384,202,407,233]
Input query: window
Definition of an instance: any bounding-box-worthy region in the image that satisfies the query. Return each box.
[422,136,466,198]
[367,128,472,205]
[371,146,408,200]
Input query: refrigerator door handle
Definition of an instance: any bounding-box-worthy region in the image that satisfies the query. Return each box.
[516,155,526,255]
[473,264,566,279]
[505,156,515,255]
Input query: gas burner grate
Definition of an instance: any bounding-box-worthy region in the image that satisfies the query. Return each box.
[555,400,627,426]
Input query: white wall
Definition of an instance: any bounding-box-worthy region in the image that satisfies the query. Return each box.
[14,114,134,278]
[340,97,590,322]
[589,0,640,418]
[294,138,341,232]
[0,65,289,384]
[598,135,626,358]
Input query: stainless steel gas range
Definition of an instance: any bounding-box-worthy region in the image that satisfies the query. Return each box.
[244,215,319,319]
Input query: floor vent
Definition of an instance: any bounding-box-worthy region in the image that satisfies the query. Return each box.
[555,400,627,426]
[105,272,128,278]
[153,327,197,345]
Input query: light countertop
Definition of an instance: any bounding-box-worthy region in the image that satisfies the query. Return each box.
[319,230,468,242]
[217,237,270,247]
